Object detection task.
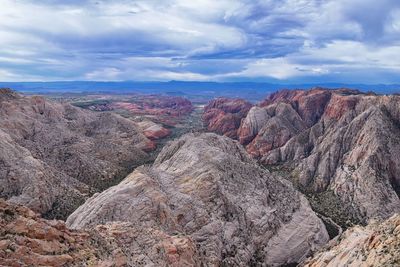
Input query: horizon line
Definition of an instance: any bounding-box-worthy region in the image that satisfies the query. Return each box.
[1,80,400,86]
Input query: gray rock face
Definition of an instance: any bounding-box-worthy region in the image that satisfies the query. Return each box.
[0,89,152,219]
[67,133,329,266]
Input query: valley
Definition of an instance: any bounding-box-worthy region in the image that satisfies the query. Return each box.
[53,92,206,160]
[2,0,399,265]
[0,87,399,266]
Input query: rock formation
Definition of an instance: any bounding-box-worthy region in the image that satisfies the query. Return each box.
[0,199,200,267]
[203,88,400,226]
[202,98,252,138]
[0,89,153,219]
[302,213,400,267]
[3,86,399,266]
[67,133,329,266]
[138,120,172,140]
[111,95,194,126]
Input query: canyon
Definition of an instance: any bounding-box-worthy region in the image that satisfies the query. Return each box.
[0,87,399,266]
[71,94,194,129]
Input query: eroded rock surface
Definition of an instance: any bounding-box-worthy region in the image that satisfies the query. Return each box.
[203,88,400,225]
[0,199,200,267]
[0,89,153,219]
[202,98,252,138]
[111,95,193,126]
[67,133,329,266]
[138,120,172,140]
[302,214,400,267]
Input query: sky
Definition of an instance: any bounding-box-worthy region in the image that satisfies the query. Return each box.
[0,0,400,83]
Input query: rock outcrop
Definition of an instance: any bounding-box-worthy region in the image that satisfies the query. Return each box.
[138,120,172,140]
[0,199,200,267]
[0,89,153,219]
[302,214,400,267]
[203,88,400,226]
[202,98,252,138]
[67,133,329,266]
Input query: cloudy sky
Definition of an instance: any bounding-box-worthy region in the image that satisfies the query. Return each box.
[1,0,400,83]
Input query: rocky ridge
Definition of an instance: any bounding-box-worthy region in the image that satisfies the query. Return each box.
[202,98,252,139]
[0,89,154,219]
[203,88,400,226]
[67,133,329,266]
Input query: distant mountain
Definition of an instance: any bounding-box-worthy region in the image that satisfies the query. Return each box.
[1,81,399,102]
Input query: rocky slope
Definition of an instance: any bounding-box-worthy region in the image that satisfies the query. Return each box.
[0,88,154,219]
[67,133,329,266]
[302,213,400,267]
[0,199,199,267]
[203,88,400,226]
[202,98,252,138]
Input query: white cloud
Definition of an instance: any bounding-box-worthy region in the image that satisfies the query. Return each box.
[147,71,209,81]
[221,58,330,80]
[0,0,399,82]
[215,39,400,80]
[82,56,208,81]
[0,69,18,80]
[85,67,122,80]
[295,40,400,70]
